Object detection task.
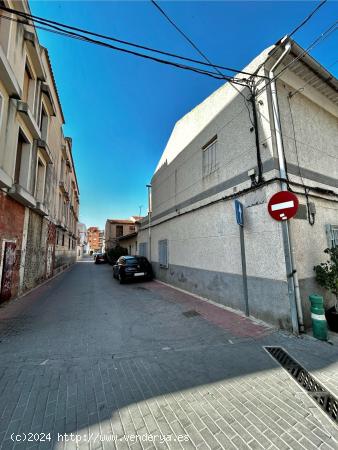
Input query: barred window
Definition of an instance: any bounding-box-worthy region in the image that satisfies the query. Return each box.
[326,225,338,248]
[202,136,218,176]
[158,239,168,268]
[139,242,147,257]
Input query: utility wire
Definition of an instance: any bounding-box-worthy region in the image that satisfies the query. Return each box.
[255,22,337,97]
[288,0,328,39]
[150,1,254,121]
[150,0,224,78]
[253,0,330,90]
[289,58,338,98]
[0,13,243,82]
[0,4,265,79]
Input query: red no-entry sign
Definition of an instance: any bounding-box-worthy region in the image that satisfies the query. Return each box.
[268,191,299,221]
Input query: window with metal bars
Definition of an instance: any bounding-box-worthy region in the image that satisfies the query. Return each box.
[326,225,338,248]
[202,136,218,176]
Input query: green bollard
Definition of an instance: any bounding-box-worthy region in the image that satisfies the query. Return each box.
[309,294,328,341]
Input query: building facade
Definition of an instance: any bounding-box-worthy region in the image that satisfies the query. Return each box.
[87,226,102,254]
[76,222,88,258]
[0,0,79,301]
[137,38,338,331]
[105,216,142,251]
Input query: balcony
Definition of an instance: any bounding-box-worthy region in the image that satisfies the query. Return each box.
[0,45,21,98]
[56,219,67,230]
[34,201,48,216]
[8,184,36,208]
[36,140,53,164]
[17,102,41,139]
[24,31,45,80]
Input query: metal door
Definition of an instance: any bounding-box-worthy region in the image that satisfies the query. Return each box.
[0,241,16,302]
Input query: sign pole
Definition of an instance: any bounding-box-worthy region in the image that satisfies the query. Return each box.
[235,200,249,317]
[239,225,249,317]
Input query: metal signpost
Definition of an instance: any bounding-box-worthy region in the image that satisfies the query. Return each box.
[235,200,249,317]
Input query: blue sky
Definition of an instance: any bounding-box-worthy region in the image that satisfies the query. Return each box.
[29,1,337,229]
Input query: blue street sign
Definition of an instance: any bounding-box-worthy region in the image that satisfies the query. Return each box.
[235,200,244,226]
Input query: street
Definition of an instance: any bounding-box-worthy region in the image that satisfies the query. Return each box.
[0,258,338,450]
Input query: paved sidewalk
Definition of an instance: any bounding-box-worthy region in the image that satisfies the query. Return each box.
[0,261,337,450]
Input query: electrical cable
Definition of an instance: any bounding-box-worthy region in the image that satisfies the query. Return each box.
[150,0,265,184]
[143,175,338,230]
[288,0,328,39]
[0,4,266,79]
[287,95,315,225]
[0,13,242,82]
[255,21,337,97]
[253,0,329,89]
[289,59,338,98]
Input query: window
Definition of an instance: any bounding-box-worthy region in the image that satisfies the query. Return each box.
[39,104,49,141]
[158,239,168,268]
[22,63,35,110]
[35,158,46,203]
[326,225,338,248]
[139,242,147,257]
[202,136,218,176]
[62,233,65,246]
[129,226,135,232]
[14,130,31,190]
[116,225,123,237]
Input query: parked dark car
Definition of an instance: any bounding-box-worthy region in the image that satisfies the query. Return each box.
[94,253,106,264]
[113,256,153,283]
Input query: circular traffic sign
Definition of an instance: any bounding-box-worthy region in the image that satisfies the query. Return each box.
[268,191,299,221]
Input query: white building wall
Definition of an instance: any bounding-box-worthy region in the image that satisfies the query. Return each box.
[139,43,338,330]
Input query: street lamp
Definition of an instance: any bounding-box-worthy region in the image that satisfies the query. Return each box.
[146,184,152,261]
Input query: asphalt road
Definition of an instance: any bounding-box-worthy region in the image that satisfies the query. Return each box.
[0,258,337,449]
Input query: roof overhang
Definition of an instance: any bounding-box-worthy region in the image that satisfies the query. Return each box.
[268,37,338,106]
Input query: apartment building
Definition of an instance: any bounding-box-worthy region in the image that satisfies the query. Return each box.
[137,38,338,331]
[77,222,88,258]
[0,0,79,301]
[87,227,102,254]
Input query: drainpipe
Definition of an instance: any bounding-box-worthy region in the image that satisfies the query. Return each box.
[269,39,304,334]
[146,184,152,261]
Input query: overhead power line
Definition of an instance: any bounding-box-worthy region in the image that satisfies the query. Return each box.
[150,0,255,109]
[0,4,265,80]
[255,21,337,97]
[0,12,240,82]
[288,0,328,39]
[150,0,224,78]
[253,0,330,89]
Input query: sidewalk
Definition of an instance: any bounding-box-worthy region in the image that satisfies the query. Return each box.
[0,262,337,450]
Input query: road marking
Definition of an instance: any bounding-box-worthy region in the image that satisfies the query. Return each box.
[40,359,49,365]
[271,200,294,211]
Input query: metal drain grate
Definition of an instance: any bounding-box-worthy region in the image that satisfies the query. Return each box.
[182,310,200,318]
[265,347,338,424]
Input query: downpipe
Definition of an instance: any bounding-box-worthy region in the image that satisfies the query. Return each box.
[269,39,305,334]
